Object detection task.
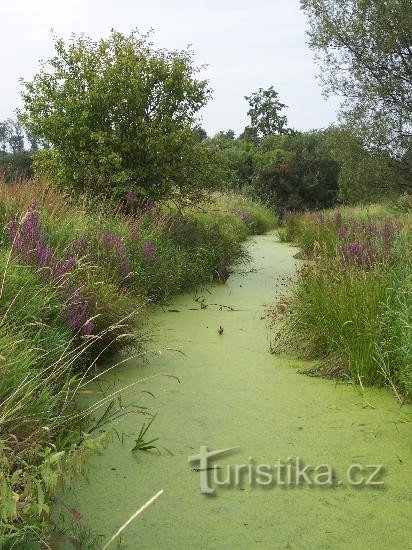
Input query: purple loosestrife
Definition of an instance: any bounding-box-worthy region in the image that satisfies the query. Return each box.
[101,232,132,278]
[63,285,92,334]
[338,217,402,268]
[338,225,347,239]
[317,211,326,224]
[233,208,251,221]
[239,210,251,221]
[8,203,95,335]
[142,198,156,213]
[70,235,89,255]
[143,240,154,259]
[334,212,343,227]
[53,256,76,280]
[9,201,53,268]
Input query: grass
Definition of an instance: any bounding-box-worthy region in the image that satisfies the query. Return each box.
[272,203,411,400]
[0,178,276,546]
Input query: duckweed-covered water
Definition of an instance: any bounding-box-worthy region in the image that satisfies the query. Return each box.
[67,233,411,549]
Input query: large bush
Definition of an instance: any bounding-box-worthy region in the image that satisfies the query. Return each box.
[20,30,221,202]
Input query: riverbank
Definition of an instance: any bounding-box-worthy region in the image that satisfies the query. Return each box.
[61,232,411,549]
[274,204,411,399]
[0,180,275,546]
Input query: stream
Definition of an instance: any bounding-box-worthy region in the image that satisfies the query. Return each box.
[66,232,411,549]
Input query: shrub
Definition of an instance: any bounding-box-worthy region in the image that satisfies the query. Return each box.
[20,30,222,202]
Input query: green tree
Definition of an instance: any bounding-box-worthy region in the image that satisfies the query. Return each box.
[0,121,11,153]
[245,86,289,137]
[193,126,208,142]
[6,119,25,153]
[20,30,215,201]
[253,131,340,210]
[301,0,412,156]
[329,127,410,202]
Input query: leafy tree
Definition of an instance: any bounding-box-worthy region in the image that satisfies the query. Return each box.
[221,129,236,140]
[210,126,340,210]
[20,30,216,201]
[26,130,39,151]
[245,86,289,137]
[0,151,33,181]
[0,121,10,153]
[193,126,208,142]
[238,125,259,143]
[252,131,340,210]
[329,127,411,202]
[301,0,412,155]
[7,119,25,153]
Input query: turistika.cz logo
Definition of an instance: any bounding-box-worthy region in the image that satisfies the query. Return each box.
[188,446,385,495]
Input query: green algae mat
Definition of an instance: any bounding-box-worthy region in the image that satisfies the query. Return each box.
[65,232,411,549]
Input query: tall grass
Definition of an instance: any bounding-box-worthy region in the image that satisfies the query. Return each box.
[273,205,411,399]
[0,178,276,545]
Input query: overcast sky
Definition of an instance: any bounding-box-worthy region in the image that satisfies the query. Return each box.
[0,0,340,136]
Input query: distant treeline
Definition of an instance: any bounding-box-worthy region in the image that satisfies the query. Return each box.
[0,118,50,181]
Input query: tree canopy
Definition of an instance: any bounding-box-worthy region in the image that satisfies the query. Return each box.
[244,86,289,137]
[301,0,412,157]
[19,29,221,201]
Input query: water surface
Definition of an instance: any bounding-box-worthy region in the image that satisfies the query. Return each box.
[67,233,411,549]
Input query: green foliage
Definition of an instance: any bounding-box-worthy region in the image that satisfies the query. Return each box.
[210,129,340,211]
[274,206,411,398]
[245,86,289,137]
[131,415,160,452]
[19,30,220,202]
[301,0,412,158]
[0,151,33,182]
[329,127,411,202]
[253,130,340,209]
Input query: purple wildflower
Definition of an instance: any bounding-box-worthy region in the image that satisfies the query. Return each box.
[63,285,90,331]
[7,204,95,335]
[82,320,95,335]
[338,225,347,239]
[143,240,154,257]
[317,211,326,224]
[53,256,76,279]
[100,232,132,278]
[239,210,250,220]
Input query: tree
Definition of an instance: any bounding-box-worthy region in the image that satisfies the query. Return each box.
[301,0,412,156]
[0,121,10,153]
[245,86,289,137]
[253,131,340,210]
[193,126,208,142]
[328,127,410,202]
[19,30,215,201]
[7,119,25,153]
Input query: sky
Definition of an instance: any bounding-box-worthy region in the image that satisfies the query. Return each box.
[0,0,340,136]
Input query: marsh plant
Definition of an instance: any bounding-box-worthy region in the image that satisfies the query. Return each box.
[272,206,411,399]
[0,178,275,545]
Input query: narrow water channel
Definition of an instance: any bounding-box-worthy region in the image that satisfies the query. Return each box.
[66,232,411,549]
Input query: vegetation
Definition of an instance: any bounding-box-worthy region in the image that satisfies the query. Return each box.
[0,7,410,543]
[301,0,412,192]
[0,177,275,545]
[208,126,340,210]
[273,205,411,400]
[19,30,223,202]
